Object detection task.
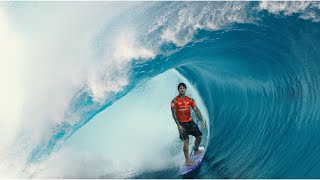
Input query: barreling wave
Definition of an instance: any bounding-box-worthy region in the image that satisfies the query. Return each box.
[2,1,320,178]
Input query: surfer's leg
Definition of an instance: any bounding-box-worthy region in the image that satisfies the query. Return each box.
[194,135,202,151]
[183,139,195,165]
[183,139,189,160]
[189,121,203,151]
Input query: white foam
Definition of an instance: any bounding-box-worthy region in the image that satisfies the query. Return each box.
[258,2,320,22]
[113,31,155,62]
[87,62,129,102]
[0,6,27,178]
[0,2,139,178]
[0,4,24,146]
[148,2,253,47]
[161,29,183,46]
[149,1,320,49]
[87,30,155,103]
[15,1,141,136]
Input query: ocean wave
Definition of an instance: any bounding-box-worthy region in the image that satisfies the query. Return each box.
[1,1,320,178]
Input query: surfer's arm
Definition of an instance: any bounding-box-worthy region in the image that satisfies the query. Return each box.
[172,108,184,132]
[171,108,180,126]
[192,106,205,123]
[171,99,180,126]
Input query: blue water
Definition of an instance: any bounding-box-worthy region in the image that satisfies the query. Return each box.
[11,1,320,178]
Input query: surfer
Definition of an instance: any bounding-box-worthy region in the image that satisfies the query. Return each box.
[171,83,207,166]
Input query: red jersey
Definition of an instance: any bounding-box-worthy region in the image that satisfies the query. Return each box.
[171,96,196,122]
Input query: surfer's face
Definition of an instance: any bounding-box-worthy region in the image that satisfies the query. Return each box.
[178,86,186,95]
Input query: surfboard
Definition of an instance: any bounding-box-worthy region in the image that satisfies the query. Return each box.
[178,147,205,176]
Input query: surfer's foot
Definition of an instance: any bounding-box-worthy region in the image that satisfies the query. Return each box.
[186,159,195,166]
[194,148,204,154]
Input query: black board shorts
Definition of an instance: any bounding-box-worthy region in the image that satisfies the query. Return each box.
[179,120,202,141]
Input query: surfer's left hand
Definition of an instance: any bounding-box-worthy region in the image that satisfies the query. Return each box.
[201,121,207,129]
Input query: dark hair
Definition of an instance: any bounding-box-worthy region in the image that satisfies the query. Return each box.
[178,83,187,90]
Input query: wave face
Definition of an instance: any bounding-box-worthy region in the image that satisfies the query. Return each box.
[2,1,320,178]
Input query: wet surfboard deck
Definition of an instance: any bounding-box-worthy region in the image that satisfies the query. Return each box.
[178,148,205,176]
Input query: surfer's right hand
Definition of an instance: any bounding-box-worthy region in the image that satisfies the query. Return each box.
[201,121,207,129]
[178,125,184,133]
